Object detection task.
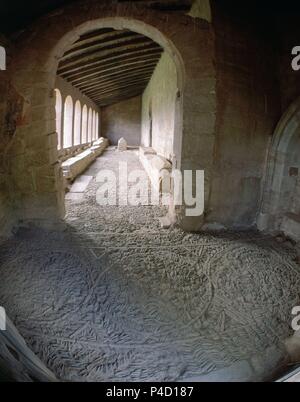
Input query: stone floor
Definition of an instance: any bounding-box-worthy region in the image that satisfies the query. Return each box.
[0,148,300,381]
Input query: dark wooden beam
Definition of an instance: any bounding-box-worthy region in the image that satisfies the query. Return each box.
[58,42,161,76]
[94,87,146,106]
[86,76,151,97]
[63,30,136,57]
[80,78,152,100]
[74,64,157,91]
[57,27,164,108]
[59,37,154,69]
[62,32,147,61]
[68,51,161,84]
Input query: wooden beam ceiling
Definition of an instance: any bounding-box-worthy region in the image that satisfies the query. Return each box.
[57,27,163,107]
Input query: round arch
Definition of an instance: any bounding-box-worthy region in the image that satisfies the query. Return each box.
[50,19,185,216]
[47,17,185,164]
[11,6,211,227]
[258,96,300,236]
[50,17,185,98]
[74,100,82,146]
[63,95,73,149]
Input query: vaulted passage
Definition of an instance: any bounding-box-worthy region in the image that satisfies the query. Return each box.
[53,24,180,215]
[1,0,300,383]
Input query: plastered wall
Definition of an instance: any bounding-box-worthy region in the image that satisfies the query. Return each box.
[206,7,282,229]
[102,96,141,146]
[141,52,177,161]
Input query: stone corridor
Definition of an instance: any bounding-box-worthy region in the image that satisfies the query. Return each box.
[0,149,300,381]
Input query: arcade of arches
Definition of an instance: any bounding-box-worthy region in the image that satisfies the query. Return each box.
[1,0,300,382]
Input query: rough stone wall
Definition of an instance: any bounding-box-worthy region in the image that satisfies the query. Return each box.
[6,74,64,229]
[101,95,141,146]
[178,19,216,231]
[207,8,281,229]
[0,36,25,238]
[141,52,177,161]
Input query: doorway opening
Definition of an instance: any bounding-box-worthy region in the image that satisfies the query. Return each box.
[258,97,300,240]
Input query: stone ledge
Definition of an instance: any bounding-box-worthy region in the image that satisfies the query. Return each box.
[281,213,300,241]
[139,146,172,193]
[62,138,109,182]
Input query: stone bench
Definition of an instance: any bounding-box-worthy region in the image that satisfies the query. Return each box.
[139,146,156,157]
[91,137,109,157]
[62,137,109,181]
[139,146,172,193]
[281,213,300,241]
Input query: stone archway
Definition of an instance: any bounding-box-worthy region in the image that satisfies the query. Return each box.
[8,2,216,232]
[258,96,300,240]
